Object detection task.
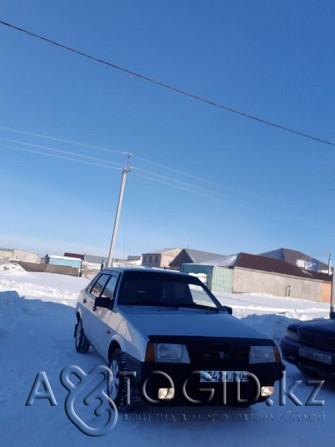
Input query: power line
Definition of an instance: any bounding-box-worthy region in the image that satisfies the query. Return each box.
[0,138,296,213]
[0,138,227,199]
[133,166,244,202]
[132,171,219,200]
[0,140,259,205]
[0,140,305,216]
[133,168,266,206]
[0,140,223,200]
[0,126,125,155]
[132,171,269,209]
[0,143,120,170]
[1,20,334,147]
[0,125,268,202]
[0,137,124,167]
[135,155,269,201]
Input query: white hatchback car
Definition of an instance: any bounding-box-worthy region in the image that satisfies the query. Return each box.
[75,268,284,410]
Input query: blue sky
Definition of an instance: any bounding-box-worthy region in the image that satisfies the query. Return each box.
[0,1,334,262]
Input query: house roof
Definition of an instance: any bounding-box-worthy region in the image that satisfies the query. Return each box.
[170,248,225,268]
[184,248,226,263]
[261,248,328,271]
[236,252,330,281]
[142,248,181,255]
[46,254,82,262]
[64,252,85,260]
[198,252,331,281]
[199,254,239,267]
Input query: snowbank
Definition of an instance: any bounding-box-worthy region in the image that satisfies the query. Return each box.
[0,271,333,447]
[0,262,26,272]
[0,270,89,306]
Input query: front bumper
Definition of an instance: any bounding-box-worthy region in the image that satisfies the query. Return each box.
[124,353,284,406]
[281,337,335,377]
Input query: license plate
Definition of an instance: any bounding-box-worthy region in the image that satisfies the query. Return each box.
[299,347,332,365]
[200,370,250,383]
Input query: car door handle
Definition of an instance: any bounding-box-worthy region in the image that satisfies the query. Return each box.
[83,298,87,303]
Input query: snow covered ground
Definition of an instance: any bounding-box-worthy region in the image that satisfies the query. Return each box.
[0,265,334,447]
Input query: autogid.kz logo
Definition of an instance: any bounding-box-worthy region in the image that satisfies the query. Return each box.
[26,365,118,437]
[25,366,325,437]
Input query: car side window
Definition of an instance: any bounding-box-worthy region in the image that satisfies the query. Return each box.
[101,275,119,299]
[90,274,110,298]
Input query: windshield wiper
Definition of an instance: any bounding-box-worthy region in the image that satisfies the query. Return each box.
[124,301,221,312]
[125,301,179,307]
[177,303,220,312]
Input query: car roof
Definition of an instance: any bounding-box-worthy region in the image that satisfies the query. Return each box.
[100,266,190,277]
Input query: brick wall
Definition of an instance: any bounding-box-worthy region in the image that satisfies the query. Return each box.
[14,261,79,277]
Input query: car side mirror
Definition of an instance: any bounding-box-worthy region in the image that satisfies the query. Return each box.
[95,297,113,309]
[224,306,233,315]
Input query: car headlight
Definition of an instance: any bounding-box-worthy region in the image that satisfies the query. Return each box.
[249,345,276,364]
[145,342,190,363]
[284,328,299,342]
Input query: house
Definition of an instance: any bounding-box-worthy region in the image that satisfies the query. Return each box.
[142,248,181,268]
[181,252,331,302]
[44,254,82,269]
[127,255,142,264]
[113,255,142,268]
[260,248,329,273]
[63,252,141,277]
[181,253,237,292]
[233,252,331,301]
[84,254,109,270]
[63,252,108,270]
[0,248,40,264]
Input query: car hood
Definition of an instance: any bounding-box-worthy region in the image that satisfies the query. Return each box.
[296,318,335,336]
[119,306,271,341]
[289,318,335,333]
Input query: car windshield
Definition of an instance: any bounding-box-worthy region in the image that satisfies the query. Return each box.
[117,271,221,311]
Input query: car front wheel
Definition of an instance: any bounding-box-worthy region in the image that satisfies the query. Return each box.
[74,319,90,353]
[108,349,135,412]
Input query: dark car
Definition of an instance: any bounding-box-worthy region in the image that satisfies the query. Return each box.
[281,318,335,377]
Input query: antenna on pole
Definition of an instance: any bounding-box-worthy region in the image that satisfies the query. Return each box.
[107,153,132,268]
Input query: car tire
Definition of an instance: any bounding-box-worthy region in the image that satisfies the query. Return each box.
[74,319,90,353]
[108,349,135,412]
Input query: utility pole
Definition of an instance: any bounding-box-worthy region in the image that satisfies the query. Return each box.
[107,154,132,268]
[330,267,335,319]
